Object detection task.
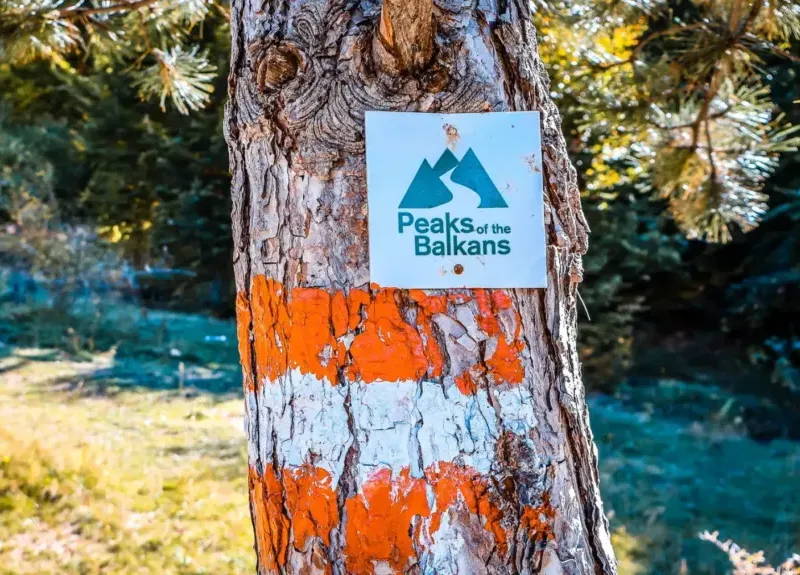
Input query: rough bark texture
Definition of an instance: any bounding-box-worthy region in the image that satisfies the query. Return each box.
[377,0,434,73]
[225,1,616,574]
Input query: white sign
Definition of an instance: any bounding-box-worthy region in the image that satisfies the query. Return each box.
[365,111,546,289]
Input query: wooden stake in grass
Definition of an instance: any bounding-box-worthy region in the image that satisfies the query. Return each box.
[225,0,617,572]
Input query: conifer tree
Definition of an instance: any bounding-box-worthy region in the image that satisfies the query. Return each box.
[536,0,800,242]
[0,0,223,114]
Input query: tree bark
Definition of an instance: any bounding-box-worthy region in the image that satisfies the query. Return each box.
[225,1,617,574]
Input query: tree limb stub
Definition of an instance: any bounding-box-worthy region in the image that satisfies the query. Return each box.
[252,43,301,93]
[377,0,434,73]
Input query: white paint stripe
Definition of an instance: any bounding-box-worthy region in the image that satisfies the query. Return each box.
[425,511,493,574]
[245,370,539,486]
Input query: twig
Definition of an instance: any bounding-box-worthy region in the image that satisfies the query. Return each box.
[690,0,764,148]
[212,1,230,21]
[576,289,591,322]
[58,0,160,20]
[744,40,800,64]
[704,114,718,183]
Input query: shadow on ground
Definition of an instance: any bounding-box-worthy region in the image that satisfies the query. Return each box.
[2,300,799,575]
[46,357,242,398]
[0,298,242,397]
[590,381,800,574]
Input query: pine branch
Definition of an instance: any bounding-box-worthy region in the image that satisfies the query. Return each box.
[744,39,800,63]
[736,0,765,37]
[132,46,216,114]
[211,1,229,21]
[537,0,799,243]
[58,0,160,20]
[689,1,765,148]
[593,22,711,70]
[656,105,734,130]
[704,115,718,183]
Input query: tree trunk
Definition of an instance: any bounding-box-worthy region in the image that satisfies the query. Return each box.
[225,1,617,574]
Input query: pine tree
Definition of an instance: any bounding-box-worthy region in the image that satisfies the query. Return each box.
[536,0,800,243]
[0,0,223,114]
[5,0,799,570]
[0,2,233,300]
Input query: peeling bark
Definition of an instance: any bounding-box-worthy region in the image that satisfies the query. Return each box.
[225,1,616,574]
[377,0,435,73]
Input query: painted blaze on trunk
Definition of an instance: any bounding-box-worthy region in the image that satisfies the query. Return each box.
[225,1,617,574]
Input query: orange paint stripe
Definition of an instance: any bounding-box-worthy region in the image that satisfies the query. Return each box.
[347,288,432,382]
[249,465,289,572]
[236,291,255,391]
[238,277,526,390]
[454,369,479,395]
[249,463,554,574]
[250,276,290,382]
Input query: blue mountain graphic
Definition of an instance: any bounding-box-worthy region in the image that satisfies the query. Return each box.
[398,159,453,209]
[450,148,508,208]
[398,148,507,209]
[432,148,459,175]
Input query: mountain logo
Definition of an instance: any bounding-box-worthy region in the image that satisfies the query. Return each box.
[399,148,508,209]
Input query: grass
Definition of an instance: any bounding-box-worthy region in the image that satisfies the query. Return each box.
[0,347,253,575]
[592,382,800,575]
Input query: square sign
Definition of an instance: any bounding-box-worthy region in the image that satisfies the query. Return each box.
[365,111,547,289]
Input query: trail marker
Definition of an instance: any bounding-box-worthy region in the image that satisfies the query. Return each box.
[365,111,546,289]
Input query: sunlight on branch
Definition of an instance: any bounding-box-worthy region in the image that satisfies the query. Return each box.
[699,531,800,575]
[131,46,216,114]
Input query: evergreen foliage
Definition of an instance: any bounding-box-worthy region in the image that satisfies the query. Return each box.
[1,5,798,572]
[0,0,223,115]
[536,0,800,242]
[535,0,800,387]
[0,10,232,311]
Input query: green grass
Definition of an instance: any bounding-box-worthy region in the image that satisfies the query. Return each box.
[592,382,800,574]
[0,298,239,373]
[0,347,253,575]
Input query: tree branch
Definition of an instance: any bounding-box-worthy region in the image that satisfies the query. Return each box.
[375,0,434,73]
[58,0,160,20]
[590,23,710,71]
[704,114,718,183]
[744,39,800,63]
[690,0,764,148]
[736,0,764,37]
